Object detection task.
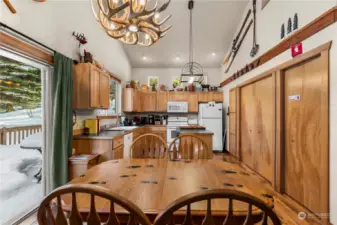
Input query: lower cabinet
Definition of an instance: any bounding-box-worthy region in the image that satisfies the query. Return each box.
[112,145,124,159]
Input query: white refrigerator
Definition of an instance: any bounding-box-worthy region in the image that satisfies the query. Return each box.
[198,102,223,152]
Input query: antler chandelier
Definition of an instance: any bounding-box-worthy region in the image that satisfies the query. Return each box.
[180,0,204,84]
[91,0,172,46]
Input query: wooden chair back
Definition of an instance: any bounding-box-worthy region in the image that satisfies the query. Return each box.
[37,184,151,225]
[129,133,168,159]
[154,189,281,225]
[168,134,209,160]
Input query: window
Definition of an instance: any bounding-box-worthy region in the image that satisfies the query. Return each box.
[109,80,117,114]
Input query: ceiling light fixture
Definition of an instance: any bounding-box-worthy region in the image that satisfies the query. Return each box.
[142,55,148,60]
[175,56,180,60]
[91,0,172,47]
[212,52,216,56]
[180,0,204,84]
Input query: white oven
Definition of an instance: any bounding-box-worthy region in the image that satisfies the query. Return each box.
[167,117,188,143]
[167,102,188,113]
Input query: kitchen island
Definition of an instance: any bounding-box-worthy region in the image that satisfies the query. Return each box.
[179,128,214,159]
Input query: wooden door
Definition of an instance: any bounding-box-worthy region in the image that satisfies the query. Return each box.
[168,92,188,101]
[240,84,255,167]
[99,73,110,109]
[198,92,210,102]
[253,75,274,182]
[156,92,168,112]
[211,92,224,102]
[229,88,237,157]
[90,66,100,108]
[187,92,198,112]
[142,92,157,112]
[283,53,329,215]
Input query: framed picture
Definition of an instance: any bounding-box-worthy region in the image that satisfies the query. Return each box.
[148,76,159,87]
[261,0,270,10]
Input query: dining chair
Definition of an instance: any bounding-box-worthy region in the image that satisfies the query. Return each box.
[129,133,168,159]
[37,184,152,225]
[168,134,209,160]
[153,189,281,225]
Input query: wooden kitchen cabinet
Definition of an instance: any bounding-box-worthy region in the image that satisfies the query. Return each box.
[99,73,110,109]
[187,92,198,112]
[141,92,157,112]
[198,92,210,102]
[168,92,188,101]
[73,63,110,109]
[157,92,168,112]
[123,88,141,112]
[211,92,224,102]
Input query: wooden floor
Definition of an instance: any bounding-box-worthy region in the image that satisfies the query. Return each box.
[19,153,315,225]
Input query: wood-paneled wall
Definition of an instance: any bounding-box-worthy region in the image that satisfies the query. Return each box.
[229,41,331,224]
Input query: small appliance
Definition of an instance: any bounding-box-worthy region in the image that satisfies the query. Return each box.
[154,115,161,125]
[167,102,188,113]
[84,119,99,134]
[148,115,155,125]
[140,117,148,125]
[198,102,223,151]
[167,116,188,143]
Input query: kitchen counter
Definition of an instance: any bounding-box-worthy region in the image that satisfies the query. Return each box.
[73,125,167,140]
[179,128,214,135]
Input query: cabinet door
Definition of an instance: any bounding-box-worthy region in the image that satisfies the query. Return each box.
[168,92,188,101]
[112,145,124,159]
[73,64,90,109]
[123,88,134,112]
[210,92,224,102]
[197,92,210,102]
[90,66,101,108]
[133,90,142,112]
[99,73,110,109]
[142,92,157,112]
[187,92,198,112]
[229,89,237,113]
[156,92,168,112]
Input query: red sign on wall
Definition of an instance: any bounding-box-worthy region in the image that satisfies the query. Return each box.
[291,43,303,57]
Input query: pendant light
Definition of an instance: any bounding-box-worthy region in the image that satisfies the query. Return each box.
[180,0,204,84]
[91,0,172,47]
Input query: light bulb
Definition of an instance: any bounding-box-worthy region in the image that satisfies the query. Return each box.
[128,25,139,32]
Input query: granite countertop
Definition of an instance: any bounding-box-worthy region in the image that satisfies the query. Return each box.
[179,128,214,135]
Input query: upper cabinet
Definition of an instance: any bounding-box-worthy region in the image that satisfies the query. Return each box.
[141,92,157,112]
[122,88,224,113]
[73,63,110,109]
[157,92,168,112]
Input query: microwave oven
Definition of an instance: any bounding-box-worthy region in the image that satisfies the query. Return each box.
[167,102,188,113]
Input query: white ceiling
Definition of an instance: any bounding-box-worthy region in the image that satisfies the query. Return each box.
[123,0,249,68]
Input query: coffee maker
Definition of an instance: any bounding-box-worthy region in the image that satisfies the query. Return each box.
[148,115,155,125]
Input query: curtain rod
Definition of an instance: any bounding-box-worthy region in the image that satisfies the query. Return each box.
[0,22,56,53]
[0,22,78,64]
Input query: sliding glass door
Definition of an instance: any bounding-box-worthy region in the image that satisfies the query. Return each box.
[0,49,52,224]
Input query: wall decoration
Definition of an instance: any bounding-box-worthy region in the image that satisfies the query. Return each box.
[148,76,159,88]
[294,13,299,30]
[250,0,259,57]
[261,0,270,10]
[287,18,292,34]
[225,20,253,73]
[281,23,285,39]
[3,0,16,13]
[223,9,252,65]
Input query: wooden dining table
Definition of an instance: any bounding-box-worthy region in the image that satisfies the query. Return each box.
[63,158,274,223]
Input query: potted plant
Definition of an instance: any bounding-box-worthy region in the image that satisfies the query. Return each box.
[149,77,158,91]
[172,79,181,89]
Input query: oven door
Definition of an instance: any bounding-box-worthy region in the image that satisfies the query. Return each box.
[167,126,178,143]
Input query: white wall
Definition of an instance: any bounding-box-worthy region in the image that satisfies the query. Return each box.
[220,0,337,223]
[132,68,222,88]
[0,0,132,82]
